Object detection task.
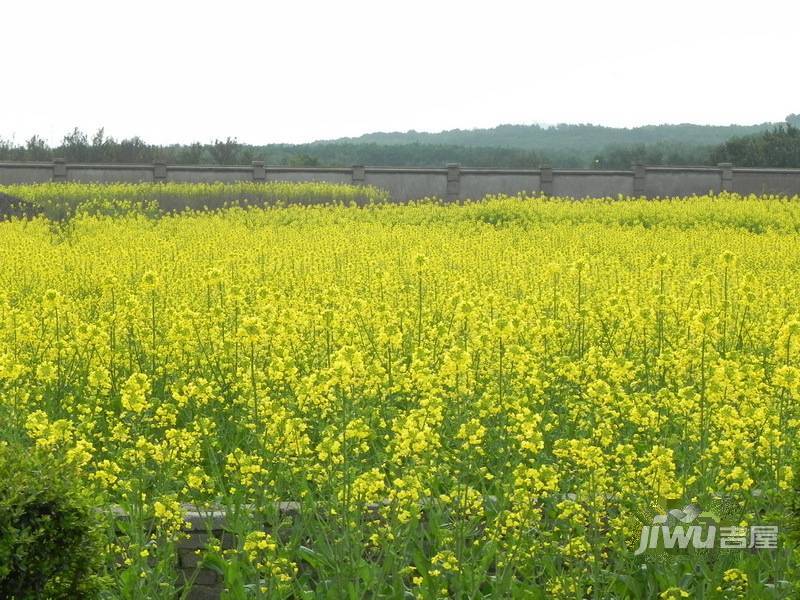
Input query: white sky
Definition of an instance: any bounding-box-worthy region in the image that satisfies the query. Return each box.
[3,0,799,146]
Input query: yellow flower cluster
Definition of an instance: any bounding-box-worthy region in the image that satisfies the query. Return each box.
[243,531,296,592]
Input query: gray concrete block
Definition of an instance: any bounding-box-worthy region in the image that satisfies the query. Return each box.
[632,164,646,197]
[180,567,221,586]
[179,548,205,569]
[185,585,222,600]
[540,166,554,196]
[252,161,266,181]
[153,162,167,182]
[719,162,733,192]
[178,532,235,550]
[52,159,67,182]
[446,163,460,201]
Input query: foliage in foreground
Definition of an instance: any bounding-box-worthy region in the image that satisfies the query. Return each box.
[0,442,107,599]
[0,194,799,597]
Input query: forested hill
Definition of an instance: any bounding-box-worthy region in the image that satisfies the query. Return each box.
[322,122,776,154]
[2,116,799,169]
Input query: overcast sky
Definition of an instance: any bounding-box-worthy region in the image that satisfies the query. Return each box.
[3,0,798,146]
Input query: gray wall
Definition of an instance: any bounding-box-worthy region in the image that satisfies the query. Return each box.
[460,170,541,199]
[732,169,800,196]
[553,171,634,198]
[266,168,352,185]
[365,170,447,201]
[0,163,53,184]
[168,167,251,184]
[2,161,800,201]
[67,166,153,183]
[645,168,723,197]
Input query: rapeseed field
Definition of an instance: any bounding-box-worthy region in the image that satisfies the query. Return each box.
[1,189,798,598]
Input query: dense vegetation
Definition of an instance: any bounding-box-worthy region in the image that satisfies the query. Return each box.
[1,185,799,597]
[2,116,799,169]
[0,443,107,599]
[712,124,800,168]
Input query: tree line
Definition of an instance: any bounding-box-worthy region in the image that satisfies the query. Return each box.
[2,118,799,169]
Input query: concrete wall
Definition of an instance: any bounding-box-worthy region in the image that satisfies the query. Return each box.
[67,166,153,183]
[553,171,634,198]
[2,160,800,201]
[168,167,255,184]
[365,170,447,201]
[645,168,722,197]
[0,163,52,184]
[732,169,800,196]
[267,168,352,185]
[460,170,541,199]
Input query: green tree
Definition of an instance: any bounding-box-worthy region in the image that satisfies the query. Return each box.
[209,137,241,165]
[711,124,800,168]
[61,127,90,162]
[25,135,51,161]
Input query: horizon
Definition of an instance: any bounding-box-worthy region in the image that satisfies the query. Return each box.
[0,117,792,149]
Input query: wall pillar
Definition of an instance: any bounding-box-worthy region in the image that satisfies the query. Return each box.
[540,166,553,196]
[352,165,366,185]
[718,162,733,192]
[446,163,460,201]
[52,158,67,182]
[153,162,167,182]
[252,161,266,181]
[633,163,647,197]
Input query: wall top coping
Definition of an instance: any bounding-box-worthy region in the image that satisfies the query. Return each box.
[644,166,726,174]
[552,169,633,176]
[0,161,55,169]
[0,163,678,177]
[732,167,800,175]
[1,161,800,177]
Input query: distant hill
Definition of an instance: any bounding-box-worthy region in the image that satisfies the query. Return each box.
[318,122,777,164]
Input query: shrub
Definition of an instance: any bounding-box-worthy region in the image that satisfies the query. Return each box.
[0,442,107,599]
